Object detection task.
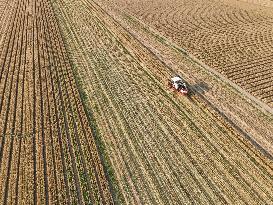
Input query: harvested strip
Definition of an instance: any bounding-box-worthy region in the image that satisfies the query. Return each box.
[0,0,113,204]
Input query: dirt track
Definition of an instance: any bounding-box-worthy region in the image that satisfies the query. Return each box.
[0,0,112,204]
[53,0,273,204]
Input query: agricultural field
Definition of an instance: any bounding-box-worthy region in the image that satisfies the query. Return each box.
[102,0,273,107]
[52,0,273,204]
[0,0,112,204]
[0,0,273,204]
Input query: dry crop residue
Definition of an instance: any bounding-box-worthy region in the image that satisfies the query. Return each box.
[0,0,113,204]
[96,1,273,160]
[106,0,273,107]
[53,0,273,204]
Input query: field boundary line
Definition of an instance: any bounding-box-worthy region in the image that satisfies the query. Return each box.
[130,16,273,115]
[187,54,273,115]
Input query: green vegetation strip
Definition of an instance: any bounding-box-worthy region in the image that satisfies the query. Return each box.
[71,63,121,204]
[50,1,122,204]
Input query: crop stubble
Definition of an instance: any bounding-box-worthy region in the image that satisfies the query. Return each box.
[53,0,273,204]
[104,0,273,107]
[98,3,273,162]
[0,0,113,204]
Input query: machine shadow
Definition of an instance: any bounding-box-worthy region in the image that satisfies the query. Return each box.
[187,81,210,100]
